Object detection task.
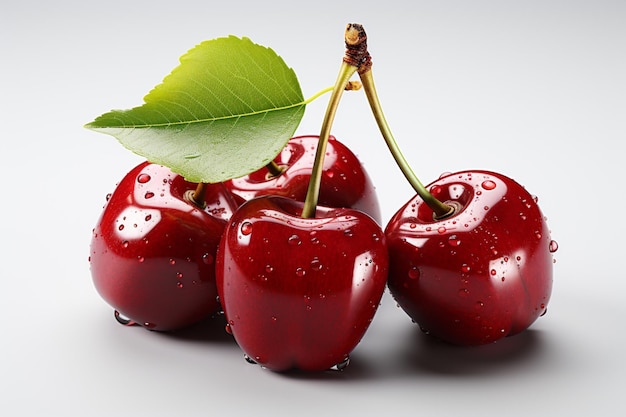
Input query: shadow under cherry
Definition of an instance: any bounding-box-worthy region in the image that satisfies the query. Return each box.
[396,325,549,377]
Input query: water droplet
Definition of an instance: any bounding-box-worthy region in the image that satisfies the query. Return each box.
[241,222,253,235]
[408,266,420,280]
[310,258,323,271]
[176,281,184,289]
[143,322,156,329]
[169,259,176,265]
[225,323,233,334]
[122,240,129,248]
[461,264,471,273]
[105,193,112,201]
[437,226,447,234]
[535,232,542,239]
[448,235,460,246]
[137,256,144,263]
[295,267,306,277]
[458,288,469,297]
[490,269,497,276]
[114,310,137,326]
[481,180,496,190]
[324,170,335,178]
[144,191,155,199]
[330,357,350,371]
[344,229,353,237]
[176,272,183,279]
[430,185,442,195]
[244,354,258,364]
[409,223,417,229]
[137,173,151,184]
[202,253,214,265]
[118,224,125,231]
[288,234,301,245]
[549,240,559,253]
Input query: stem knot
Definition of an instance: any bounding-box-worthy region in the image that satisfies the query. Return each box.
[343,23,372,73]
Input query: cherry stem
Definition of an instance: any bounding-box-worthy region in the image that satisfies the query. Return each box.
[265,160,284,177]
[184,182,208,209]
[348,23,453,219]
[301,60,358,218]
[359,70,452,219]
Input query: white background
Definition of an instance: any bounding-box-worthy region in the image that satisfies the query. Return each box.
[2,1,624,415]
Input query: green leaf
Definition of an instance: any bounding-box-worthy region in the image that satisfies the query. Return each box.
[85,36,305,183]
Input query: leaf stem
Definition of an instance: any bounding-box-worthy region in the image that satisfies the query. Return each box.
[301,61,358,218]
[303,82,362,105]
[304,86,334,104]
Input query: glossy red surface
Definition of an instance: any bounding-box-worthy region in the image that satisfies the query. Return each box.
[216,195,388,371]
[385,171,554,345]
[89,161,238,331]
[224,135,382,224]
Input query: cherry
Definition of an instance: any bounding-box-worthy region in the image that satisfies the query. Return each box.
[224,135,381,224]
[89,161,239,331]
[215,195,388,371]
[385,171,555,345]
[215,28,391,372]
[342,23,556,345]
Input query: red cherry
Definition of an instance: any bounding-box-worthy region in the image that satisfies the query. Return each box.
[224,135,381,224]
[216,195,388,371]
[89,161,239,331]
[385,171,555,346]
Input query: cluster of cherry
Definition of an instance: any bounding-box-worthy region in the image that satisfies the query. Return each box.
[87,24,556,372]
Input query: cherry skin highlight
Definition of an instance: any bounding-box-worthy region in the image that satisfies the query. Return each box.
[216,195,389,371]
[224,135,382,224]
[89,161,239,331]
[385,170,555,346]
